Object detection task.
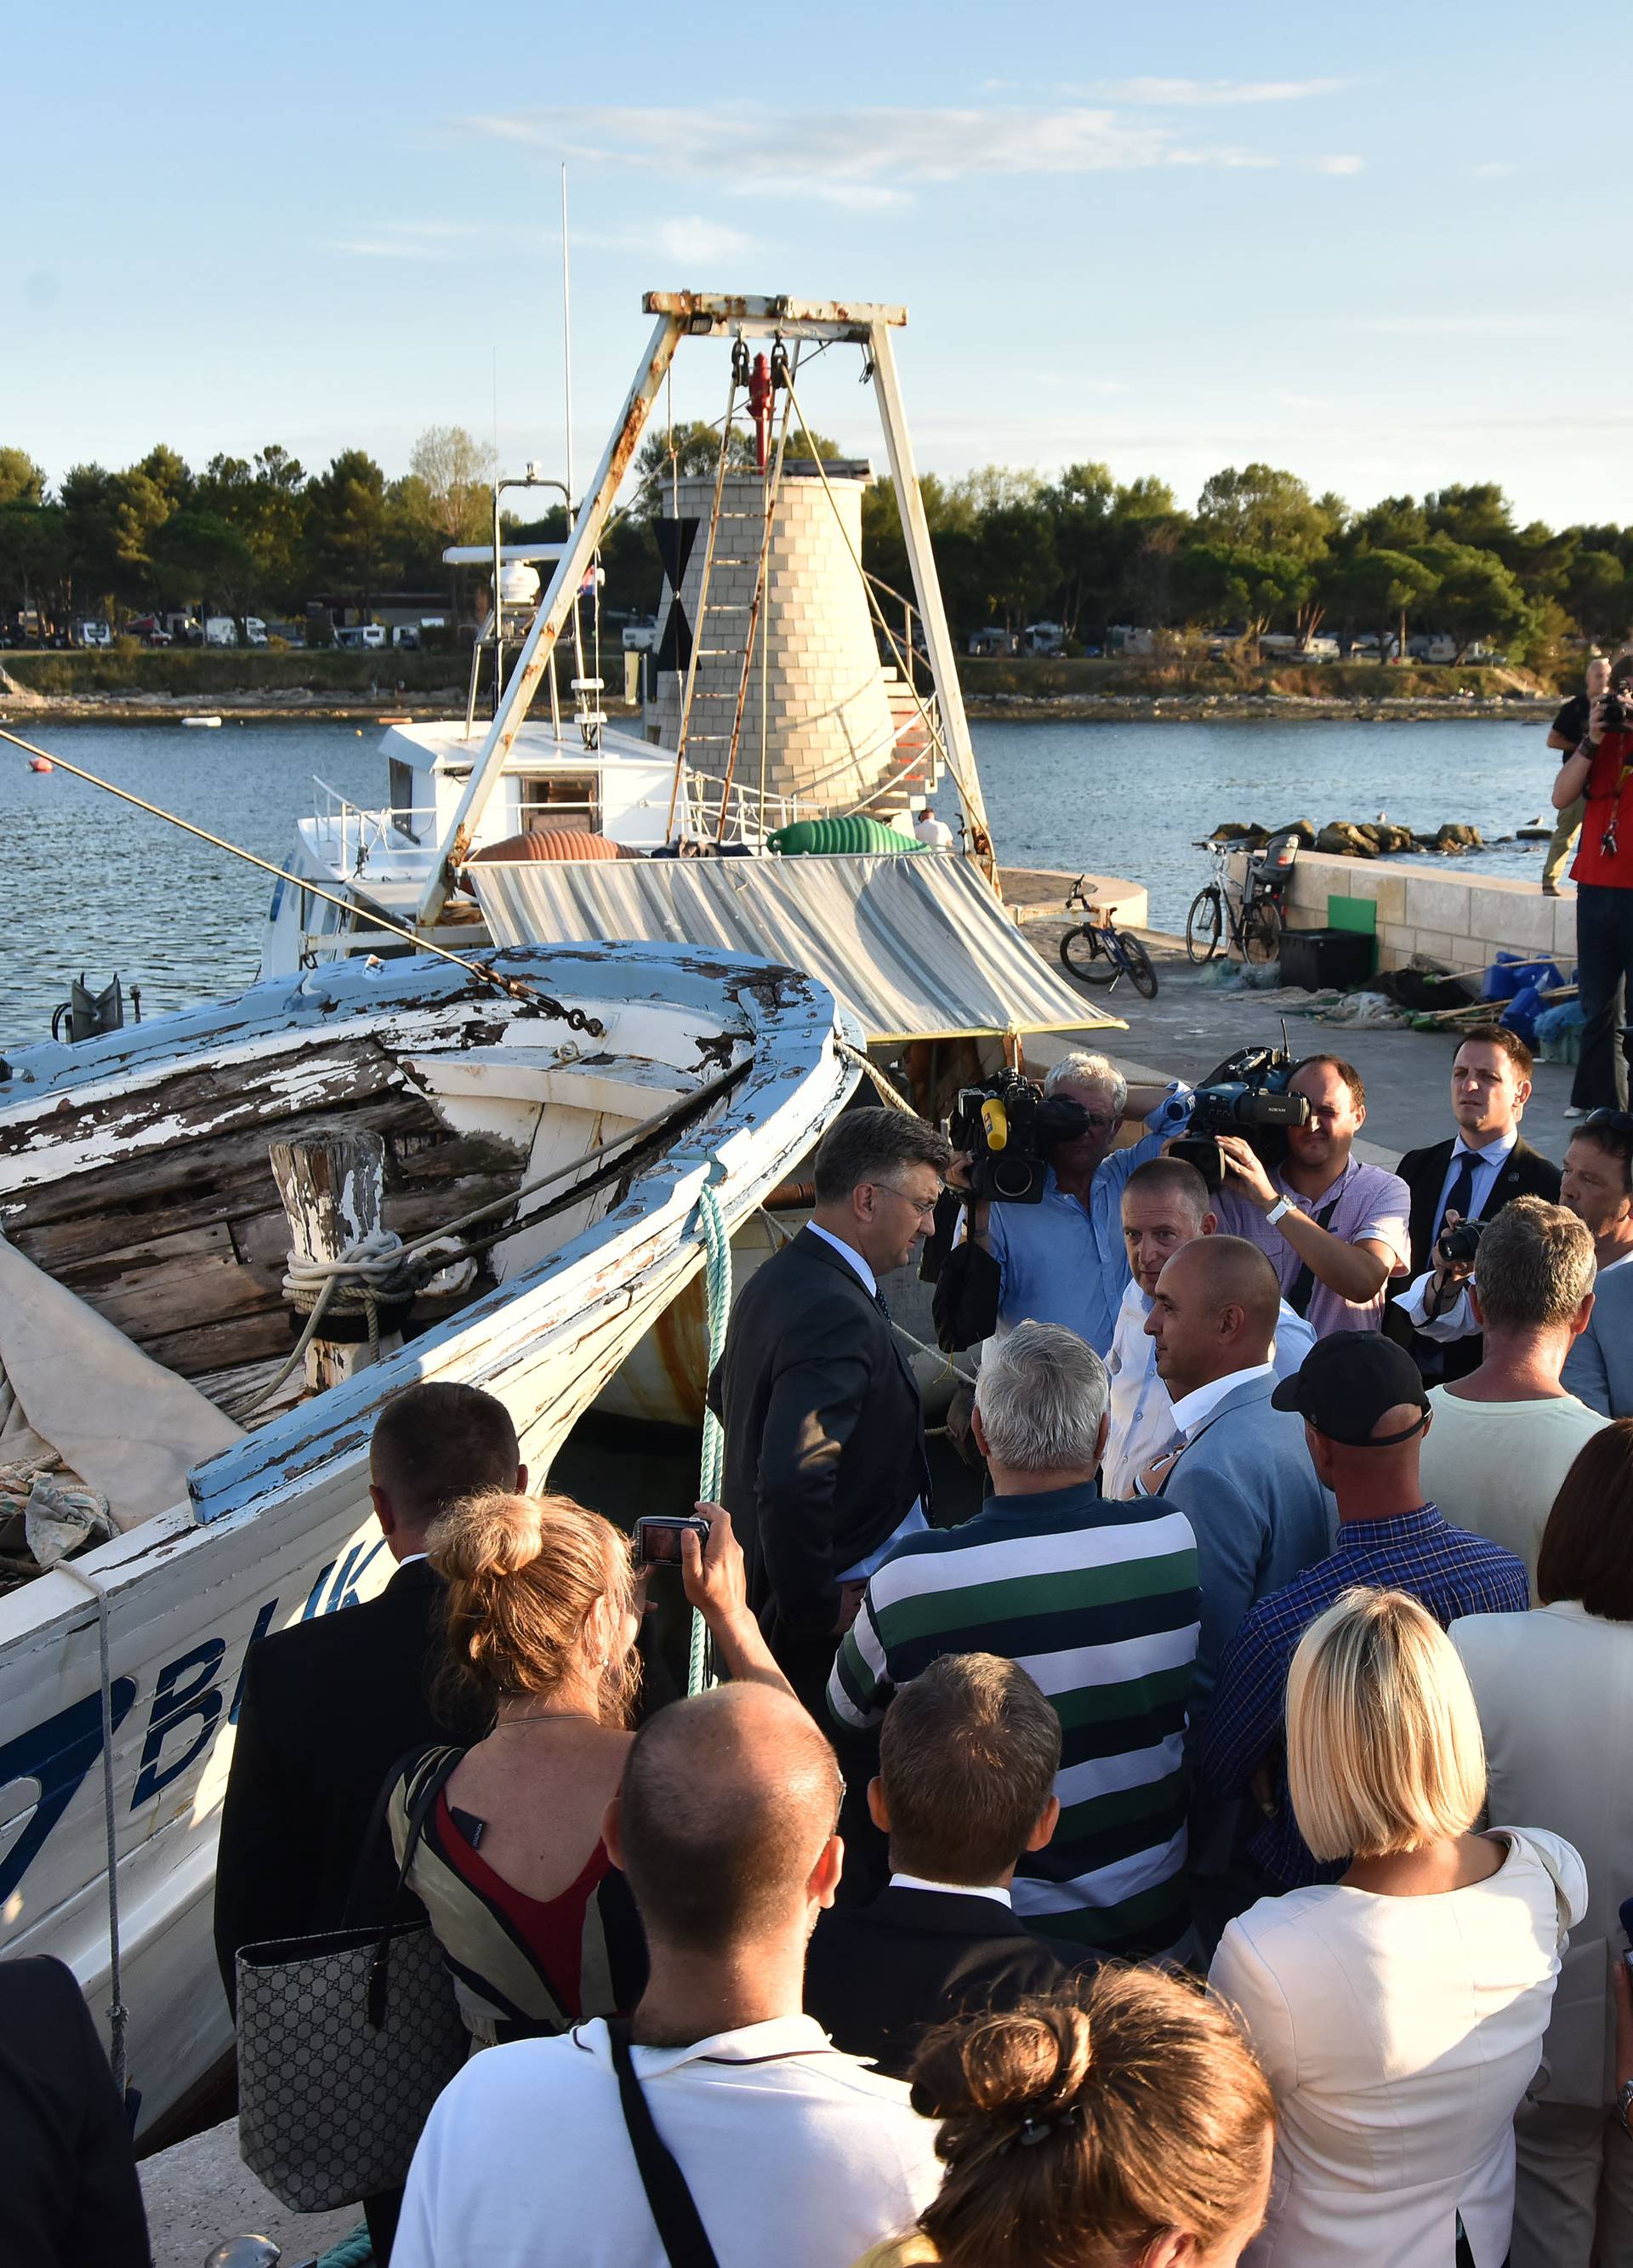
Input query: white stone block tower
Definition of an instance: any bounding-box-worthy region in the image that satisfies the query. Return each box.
[647,460,902,815]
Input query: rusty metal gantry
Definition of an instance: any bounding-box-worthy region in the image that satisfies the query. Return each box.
[415,293,995,928]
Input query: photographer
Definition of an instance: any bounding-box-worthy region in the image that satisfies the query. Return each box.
[1554,652,1633,1113]
[1210,1055,1411,1336]
[1542,656,1609,897]
[949,1051,1190,1359]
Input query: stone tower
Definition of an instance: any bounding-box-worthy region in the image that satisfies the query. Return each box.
[646,460,901,816]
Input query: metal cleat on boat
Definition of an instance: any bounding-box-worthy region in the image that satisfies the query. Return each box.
[203,2240,283,2268]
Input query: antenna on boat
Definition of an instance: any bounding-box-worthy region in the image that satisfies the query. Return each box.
[560,163,575,508]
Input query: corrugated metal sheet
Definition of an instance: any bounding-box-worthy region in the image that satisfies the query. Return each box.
[469,852,1123,1044]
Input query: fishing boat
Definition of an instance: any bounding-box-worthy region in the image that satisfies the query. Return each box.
[0,936,855,2135]
[259,292,1118,1422]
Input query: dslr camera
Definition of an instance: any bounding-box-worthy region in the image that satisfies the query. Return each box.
[1169,1044,1311,1192]
[1601,686,1633,732]
[947,1070,1092,1205]
[1437,1216,1484,1268]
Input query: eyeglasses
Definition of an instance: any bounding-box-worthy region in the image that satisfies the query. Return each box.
[1580,1108,1633,1142]
[873,1181,942,1219]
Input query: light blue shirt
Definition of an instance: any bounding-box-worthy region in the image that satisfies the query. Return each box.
[985,1084,1192,1359]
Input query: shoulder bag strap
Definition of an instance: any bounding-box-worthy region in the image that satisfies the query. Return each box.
[606,2017,722,2268]
[342,1739,459,1927]
[363,1744,465,2030]
[1284,1194,1344,1321]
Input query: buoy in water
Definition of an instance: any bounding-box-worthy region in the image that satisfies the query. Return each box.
[29,757,53,773]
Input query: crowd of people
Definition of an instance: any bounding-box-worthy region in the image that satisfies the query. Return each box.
[15,671,1633,2268]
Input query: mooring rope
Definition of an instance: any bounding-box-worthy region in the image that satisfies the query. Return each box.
[689,1176,733,1695]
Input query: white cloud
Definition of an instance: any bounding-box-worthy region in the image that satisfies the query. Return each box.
[640,215,754,262]
[1080,77,1346,105]
[1467,161,1516,179]
[332,219,475,260]
[457,103,1312,196]
[1312,154,1366,175]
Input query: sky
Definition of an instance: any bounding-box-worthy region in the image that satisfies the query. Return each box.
[3,1,1627,529]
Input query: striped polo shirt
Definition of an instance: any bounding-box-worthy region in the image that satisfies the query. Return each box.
[828,1482,1201,1960]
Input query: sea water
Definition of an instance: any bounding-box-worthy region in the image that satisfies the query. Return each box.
[0,715,1559,1041]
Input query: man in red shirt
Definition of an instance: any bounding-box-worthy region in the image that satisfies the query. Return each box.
[1556,654,1633,1114]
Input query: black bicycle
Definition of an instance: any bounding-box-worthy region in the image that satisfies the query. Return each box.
[1058,879,1158,999]
[1184,836,1294,966]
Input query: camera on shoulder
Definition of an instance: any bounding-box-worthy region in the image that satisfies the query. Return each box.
[946,1070,1090,1205]
[1168,1045,1311,1191]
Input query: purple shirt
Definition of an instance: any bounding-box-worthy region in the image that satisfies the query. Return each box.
[1215,1154,1410,1338]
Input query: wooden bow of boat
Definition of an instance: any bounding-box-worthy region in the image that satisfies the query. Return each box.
[0,938,856,2134]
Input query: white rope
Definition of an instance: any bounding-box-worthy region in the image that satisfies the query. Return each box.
[59,1560,130,2104]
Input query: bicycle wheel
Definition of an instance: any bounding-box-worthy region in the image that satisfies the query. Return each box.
[1186,888,1224,964]
[1121,933,1159,1000]
[1060,925,1117,983]
[1243,895,1283,965]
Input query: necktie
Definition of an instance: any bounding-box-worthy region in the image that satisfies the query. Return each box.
[1437,1151,1478,1248]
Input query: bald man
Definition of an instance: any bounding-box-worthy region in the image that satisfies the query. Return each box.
[394,1685,939,2268]
[1141,1237,1334,1722]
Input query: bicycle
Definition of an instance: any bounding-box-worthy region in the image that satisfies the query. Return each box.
[1184,836,1293,966]
[1058,880,1158,999]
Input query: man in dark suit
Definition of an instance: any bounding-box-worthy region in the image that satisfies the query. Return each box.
[1386,1025,1561,1382]
[214,1381,525,1994]
[805,1652,1080,2077]
[708,1106,952,1696]
[213,1380,524,2258]
[0,1957,151,2268]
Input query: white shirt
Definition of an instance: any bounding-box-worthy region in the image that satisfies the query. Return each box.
[1211,1828,1585,2268]
[1104,1287,1315,1500]
[393,2014,941,2268]
[889,1872,1012,1908]
[1168,1362,1277,1439]
[805,1221,877,1296]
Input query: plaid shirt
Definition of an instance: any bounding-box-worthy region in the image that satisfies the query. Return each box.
[1198,1506,1528,1888]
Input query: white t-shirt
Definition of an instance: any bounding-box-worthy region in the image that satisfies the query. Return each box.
[1419,1387,1609,1593]
[393,2014,941,2268]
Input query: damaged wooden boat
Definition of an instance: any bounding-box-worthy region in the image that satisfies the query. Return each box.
[0,937,855,2134]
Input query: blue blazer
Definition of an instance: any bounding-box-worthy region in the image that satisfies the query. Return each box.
[1155,1371,1335,1717]
[1562,1259,1633,1418]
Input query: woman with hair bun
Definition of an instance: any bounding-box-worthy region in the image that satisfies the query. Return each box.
[387,1491,785,2046]
[851,1966,1275,2268]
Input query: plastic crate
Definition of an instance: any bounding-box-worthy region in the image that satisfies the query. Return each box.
[1279,928,1378,992]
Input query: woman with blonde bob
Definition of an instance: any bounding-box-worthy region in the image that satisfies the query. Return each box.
[386,1489,788,2046]
[1210,1587,1586,2268]
[851,1965,1275,2268]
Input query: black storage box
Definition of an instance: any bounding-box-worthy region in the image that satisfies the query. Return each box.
[1278,927,1377,991]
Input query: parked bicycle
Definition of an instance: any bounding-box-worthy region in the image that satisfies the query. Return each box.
[1185,835,1297,966]
[1059,880,1158,999]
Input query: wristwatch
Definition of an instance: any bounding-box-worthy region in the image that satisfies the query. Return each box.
[1619,2077,1633,2138]
[1266,1195,1293,1227]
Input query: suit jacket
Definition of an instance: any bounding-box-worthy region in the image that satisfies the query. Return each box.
[1562,1257,1633,1416]
[1156,1372,1335,1717]
[708,1227,929,1661]
[0,1957,151,2268]
[804,1884,1080,2077]
[1386,1135,1562,1382]
[213,1555,453,2005]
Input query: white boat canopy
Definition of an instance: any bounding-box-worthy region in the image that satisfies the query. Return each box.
[467,851,1124,1045]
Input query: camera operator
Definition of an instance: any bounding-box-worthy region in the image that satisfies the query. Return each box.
[1209,1054,1411,1336]
[1542,656,1609,897]
[1554,652,1633,1113]
[949,1052,1191,1359]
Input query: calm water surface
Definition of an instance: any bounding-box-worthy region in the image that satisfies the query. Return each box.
[0,715,1559,1043]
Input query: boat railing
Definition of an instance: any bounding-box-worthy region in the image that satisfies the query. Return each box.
[310,777,437,871]
[673,767,816,847]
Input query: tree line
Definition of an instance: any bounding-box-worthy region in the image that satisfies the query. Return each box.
[3,426,1630,670]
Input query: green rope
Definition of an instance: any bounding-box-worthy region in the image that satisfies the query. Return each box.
[314,2225,374,2267]
[690,1176,733,1695]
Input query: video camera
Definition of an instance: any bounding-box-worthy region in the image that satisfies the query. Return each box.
[946,1070,1092,1205]
[1169,1044,1311,1192]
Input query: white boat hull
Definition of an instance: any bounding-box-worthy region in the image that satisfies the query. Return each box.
[0,942,856,2134]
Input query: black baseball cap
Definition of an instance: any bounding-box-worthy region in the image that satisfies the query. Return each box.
[1272,1331,1431,1446]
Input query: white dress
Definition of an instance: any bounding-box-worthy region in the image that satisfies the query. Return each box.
[1209,1828,1586,2268]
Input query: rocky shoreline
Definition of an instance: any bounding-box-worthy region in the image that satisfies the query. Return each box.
[963,691,1555,724]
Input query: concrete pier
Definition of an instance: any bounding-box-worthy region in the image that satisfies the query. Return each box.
[139,2119,362,2268]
